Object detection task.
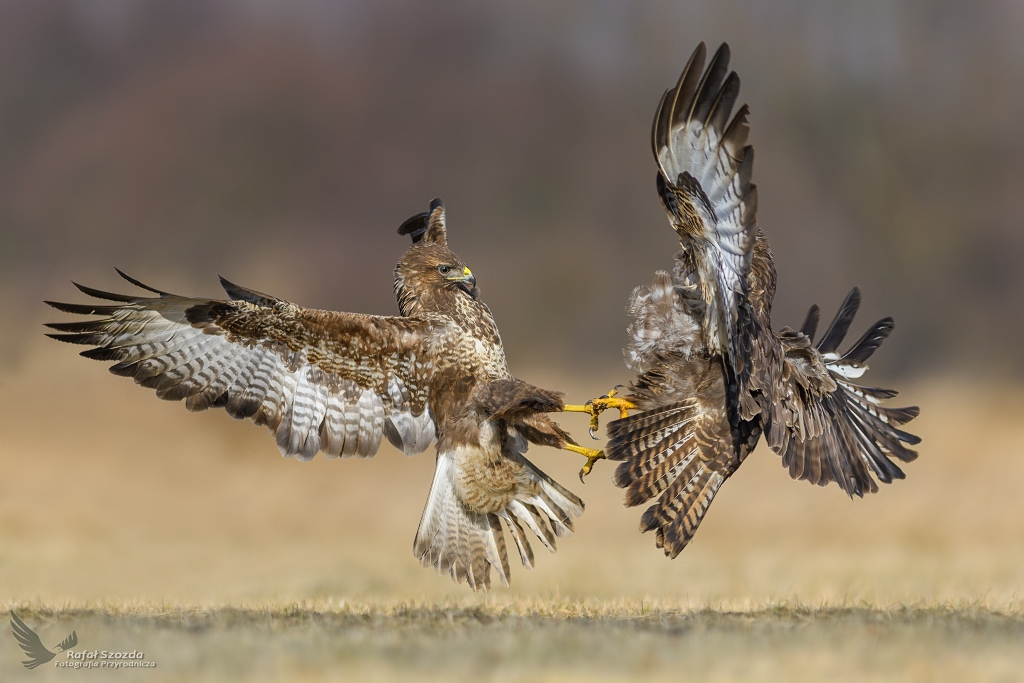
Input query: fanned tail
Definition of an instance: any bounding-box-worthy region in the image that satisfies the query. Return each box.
[413,452,509,591]
[647,466,724,559]
[413,450,583,591]
[606,386,757,558]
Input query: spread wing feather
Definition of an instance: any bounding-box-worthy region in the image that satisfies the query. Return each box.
[609,42,921,558]
[46,272,438,460]
[652,42,758,378]
[767,288,920,497]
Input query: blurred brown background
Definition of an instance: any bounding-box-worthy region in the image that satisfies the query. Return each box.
[0,0,1021,378]
[2,5,1024,679]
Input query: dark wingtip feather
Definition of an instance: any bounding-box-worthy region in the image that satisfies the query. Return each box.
[657,42,707,163]
[895,428,922,446]
[44,320,105,332]
[44,301,119,315]
[45,332,105,345]
[705,70,741,135]
[650,88,670,161]
[397,210,430,243]
[817,287,862,355]
[668,42,711,128]
[890,406,920,423]
[840,317,894,365]
[218,275,279,306]
[72,282,137,302]
[115,269,168,295]
[109,360,141,377]
[80,346,128,361]
[686,42,731,126]
[800,304,821,342]
[721,103,750,156]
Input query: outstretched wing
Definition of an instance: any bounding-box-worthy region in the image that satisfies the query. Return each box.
[46,272,439,461]
[652,42,758,377]
[10,612,56,669]
[766,288,921,496]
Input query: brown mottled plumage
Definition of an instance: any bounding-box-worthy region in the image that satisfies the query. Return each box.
[46,199,583,590]
[604,43,920,558]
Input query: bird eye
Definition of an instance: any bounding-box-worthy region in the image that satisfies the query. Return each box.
[438,265,452,275]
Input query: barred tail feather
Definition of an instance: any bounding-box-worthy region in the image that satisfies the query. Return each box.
[606,400,700,504]
[650,467,725,559]
[607,395,736,557]
[413,451,583,591]
[413,452,509,591]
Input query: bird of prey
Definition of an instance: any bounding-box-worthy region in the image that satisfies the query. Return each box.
[45,199,599,590]
[567,43,920,557]
[10,612,78,669]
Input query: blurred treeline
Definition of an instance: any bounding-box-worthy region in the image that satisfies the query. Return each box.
[0,0,1021,378]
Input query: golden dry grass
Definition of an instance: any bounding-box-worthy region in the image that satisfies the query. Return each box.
[2,342,1024,680]
[4,602,1024,682]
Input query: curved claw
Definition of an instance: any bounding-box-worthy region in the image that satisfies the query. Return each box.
[587,392,638,434]
[578,450,605,483]
[600,385,625,400]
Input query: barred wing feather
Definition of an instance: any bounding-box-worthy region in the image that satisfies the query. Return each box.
[46,272,437,461]
[652,42,758,377]
[767,288,921,496]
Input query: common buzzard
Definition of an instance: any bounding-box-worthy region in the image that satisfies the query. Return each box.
[569,43,921,557]
[46,200,599,590]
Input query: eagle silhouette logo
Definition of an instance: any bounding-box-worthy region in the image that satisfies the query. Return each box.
[9,612,78,669]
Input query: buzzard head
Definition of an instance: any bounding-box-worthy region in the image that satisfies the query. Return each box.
[395,198,479,316]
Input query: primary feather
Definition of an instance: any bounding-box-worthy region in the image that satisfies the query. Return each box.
[608,43,920,558]
[46,200,583,590]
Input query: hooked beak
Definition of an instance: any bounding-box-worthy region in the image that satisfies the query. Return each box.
[447,266,477,296]
[447,266,476,286]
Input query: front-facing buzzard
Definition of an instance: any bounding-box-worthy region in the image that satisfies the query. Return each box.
[46,200,600,590]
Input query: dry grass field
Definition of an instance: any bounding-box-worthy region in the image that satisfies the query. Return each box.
[2,342,1024,681]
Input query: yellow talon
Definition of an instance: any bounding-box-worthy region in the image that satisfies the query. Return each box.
[564,387,637,438]
[562,443,606,482]
[562,402,603,438]
[594,395,637,420]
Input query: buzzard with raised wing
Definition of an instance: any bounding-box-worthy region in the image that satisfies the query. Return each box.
[568,43,920,557]
[46,199,598,590]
